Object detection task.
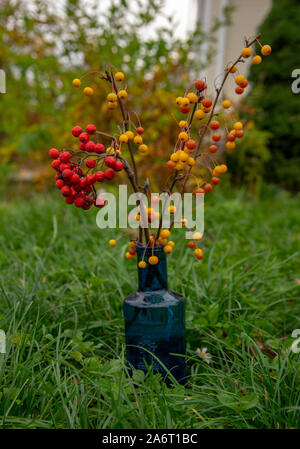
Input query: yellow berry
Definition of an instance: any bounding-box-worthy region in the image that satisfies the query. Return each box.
[187,92,198,103]
[83,87,94,96]
[126,251,134,260]
[159,238,168,246]
[168,241,175,248]
[180,97,190,107]
[168,205,176,214]
[149,256,159,265]
[175,162,185,170]
[179,151,189,162]
[235,75,246,86]
[241,47,252,58]
[227,64,237,73]
[226,141,236,150]
[261,45,271,56]
[138,144,148,153]
[233,121,243,130]
[187,157,195,166]
[135,214,140,222]
[164,245,173,254]
[160,229,170,239]
[109,239,116,247]
[252,55,262,64]
[107,92,117,102]
[115,72,125,82]
[129,241,136,249]
[118,90,128,100]
[179,120,188,128]
[222,100,231,109]
[215,164,228,174]
[108,101,118,109]
[72,78,81,87]
[181,218,188,227]
[134,135,143,145]
[194,110,205,120]
[193,232,202,241]
[178,132,189,142]
[119,134,128,143]
[125,131,134,140]
[138,261,147,269]
[176,97,184,105]
[193,248,203,256]
[170,152,179,162]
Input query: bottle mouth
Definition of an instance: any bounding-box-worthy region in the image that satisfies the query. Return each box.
[136,242,165,255]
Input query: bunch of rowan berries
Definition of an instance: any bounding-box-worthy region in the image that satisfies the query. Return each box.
[52,37,271,266]
[49,122,124,210]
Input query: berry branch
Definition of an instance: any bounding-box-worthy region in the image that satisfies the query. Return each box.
[49,33,271,266]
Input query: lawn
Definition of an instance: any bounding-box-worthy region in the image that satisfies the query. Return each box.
[0,187,300,429]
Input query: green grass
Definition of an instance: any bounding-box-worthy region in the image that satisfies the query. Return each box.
[0,187,300,429]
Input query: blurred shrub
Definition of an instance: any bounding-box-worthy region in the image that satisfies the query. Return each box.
[245,0,300,191]
[0,0,231,193]
[227,120,272,195]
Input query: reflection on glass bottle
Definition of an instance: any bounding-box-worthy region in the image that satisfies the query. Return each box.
[123,244,186,384]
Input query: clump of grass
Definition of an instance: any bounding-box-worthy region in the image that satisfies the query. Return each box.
[0,188,299,429]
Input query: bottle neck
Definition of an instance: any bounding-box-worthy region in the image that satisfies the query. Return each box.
[137,245,168,292]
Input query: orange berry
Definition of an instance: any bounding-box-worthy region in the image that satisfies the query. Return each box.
[226,141,236,150]
[138,261,147,269]
[261,45,272,56]
[227,64,237,73]
[241,47,252,58]
[212,176,220,185]
[235,75,246,86]
[149,256,159,265]
[178,132,189,141]
[204,184,212,193]
[193,248,203,257]
[187,92,198,103]
[186,139,196,150]
[212,133,221,142]
[138,144,148,153]
[164,245,173,254]
[194,109,205,120]
[202,98,212,108]
[72,78,81,87]
[222,100,231,109]
[252,55,262,64]
[233,122,243,130]
[167,160,176,169]
[125,131,134,140]
[195,80,206,91]
[209,145,218,154]
[118,90,128,99]
[209,120,220,130]
[134,135,143,145]
[180,105,191,114]
[227,133,236,142]
[170,152,179,162]
[115,72,125,81]
[235,87,244,95]
[83,87,94,96]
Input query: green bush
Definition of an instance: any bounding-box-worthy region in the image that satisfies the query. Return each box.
[246,0,300,190]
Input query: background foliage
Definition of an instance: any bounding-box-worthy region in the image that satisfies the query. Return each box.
[0,0,233,192]
[244,0,300,190]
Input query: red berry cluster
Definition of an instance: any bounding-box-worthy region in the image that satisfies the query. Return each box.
[49,123,124,210]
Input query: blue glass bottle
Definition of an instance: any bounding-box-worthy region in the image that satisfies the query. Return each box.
[123,244,186,384]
